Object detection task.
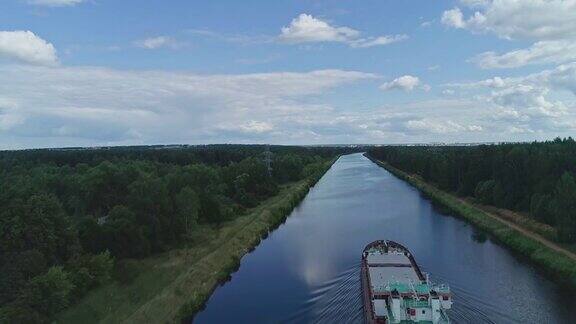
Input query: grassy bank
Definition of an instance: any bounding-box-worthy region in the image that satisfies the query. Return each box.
[365,153,576,287]
[56,159,336,323]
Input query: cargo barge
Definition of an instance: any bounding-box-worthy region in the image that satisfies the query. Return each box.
[361,240,452,323]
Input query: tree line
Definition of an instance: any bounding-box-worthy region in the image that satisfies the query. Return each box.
[0,145,352,322]
[368,138,576,243]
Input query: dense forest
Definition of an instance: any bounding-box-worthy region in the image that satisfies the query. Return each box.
[368,138,576,243]
[0,144,353,322]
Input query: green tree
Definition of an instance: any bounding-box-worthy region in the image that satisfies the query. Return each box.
[274,154,304,182]
[0,144,339,316]
[0,194,78,264]
[127,177,173,249]
[106,205,150,258]
[0,249,46,305]
[175,186,200,235]
[475,180,496,205]
[17,266,75,320]
[554,172,576,242]
[77,217,108,254]
[530,193,553,224]
[67,251,114,297]
[0,303,43,323]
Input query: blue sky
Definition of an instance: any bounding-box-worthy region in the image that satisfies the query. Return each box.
[1,0,575,148]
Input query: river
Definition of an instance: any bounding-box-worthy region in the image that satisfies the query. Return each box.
[194,153,576,323]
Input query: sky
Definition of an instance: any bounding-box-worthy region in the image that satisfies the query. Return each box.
[1,0,576,149]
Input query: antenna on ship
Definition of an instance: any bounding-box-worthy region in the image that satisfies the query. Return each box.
[408,279,418,297]
[263,144,273,177]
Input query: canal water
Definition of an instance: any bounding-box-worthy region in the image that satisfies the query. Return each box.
[194,153,576,323]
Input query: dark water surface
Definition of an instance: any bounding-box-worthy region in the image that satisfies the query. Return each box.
[194,153,576,323]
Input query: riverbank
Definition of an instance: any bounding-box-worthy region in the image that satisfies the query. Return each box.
[365,153,576,287]
[56,159,336,323]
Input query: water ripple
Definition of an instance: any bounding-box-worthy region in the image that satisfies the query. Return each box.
[283,263,363,324]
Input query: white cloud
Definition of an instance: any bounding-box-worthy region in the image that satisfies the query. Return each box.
[479,76,506,88]
[214,120,275,135]
[454,63,576,96]
[279,14,407,48]
[442,0,576,40]
[406,119,464,133]
[0,113,26,131]
[0,31,58,66]
[0,65,376,148]
[0,98,25,131]
[459,0,490,7]
[441,8,466,29]
[490,84,568,117]
[186,29,273,45]
[237,121,274,134]
[380,75,421,91]
[444,62,576,136]
[27,0,83,7]
[312,63,576,141]
[279,14,359,43]
[473,41,576,69]
[405,119,483,134]
[508,125,534,134]
[6,62,550,146]
[442,0,576,68]
[420,21,433,28]
[349,35,408,48]
[135,36,181,50]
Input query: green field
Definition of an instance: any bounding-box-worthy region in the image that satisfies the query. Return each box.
[367,154,576,287]
[56,160,333,323]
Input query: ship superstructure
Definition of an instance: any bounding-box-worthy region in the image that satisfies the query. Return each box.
[361,240,452,323]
